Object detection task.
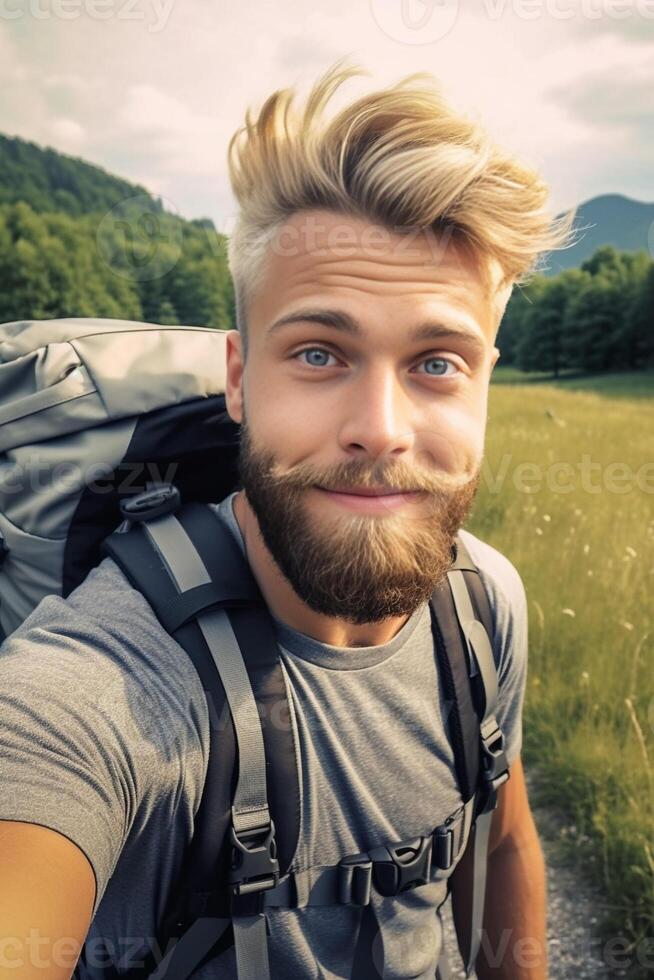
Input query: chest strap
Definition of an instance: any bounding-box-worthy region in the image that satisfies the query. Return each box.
[262,796,473,909]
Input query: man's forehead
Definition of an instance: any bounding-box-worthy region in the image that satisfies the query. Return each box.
[265,209,509,294]
[255,209,511,341]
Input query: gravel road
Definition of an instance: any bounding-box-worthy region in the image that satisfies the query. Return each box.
[437,773,624,979]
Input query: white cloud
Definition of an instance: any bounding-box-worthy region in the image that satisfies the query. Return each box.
[0,1,652,224]
[547,62,654,129]
[45,117,87,152]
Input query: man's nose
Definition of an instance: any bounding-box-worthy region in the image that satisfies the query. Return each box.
[337,364,417,460]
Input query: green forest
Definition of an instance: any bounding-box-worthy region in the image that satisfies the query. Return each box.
[1,133,652,375]
[0,134,234,329]
[497,246,654,374]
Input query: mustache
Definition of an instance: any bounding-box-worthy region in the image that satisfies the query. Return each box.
[263,459,479,496]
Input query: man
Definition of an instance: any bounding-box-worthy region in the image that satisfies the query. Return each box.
[0,61,574,978]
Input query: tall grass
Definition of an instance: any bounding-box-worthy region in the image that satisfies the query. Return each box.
[466,375,654,965]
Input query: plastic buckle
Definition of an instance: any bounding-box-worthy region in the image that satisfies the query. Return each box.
[476,719,511,815]
[338,854,373,906]
[370,836,433,897]
[228,818,280,901]
[431,801,468,870]
[431,826,454,870]
[480,718,510,786]
[119,482,181,523]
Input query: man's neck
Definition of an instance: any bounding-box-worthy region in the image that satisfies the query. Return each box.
[231,490,412,648]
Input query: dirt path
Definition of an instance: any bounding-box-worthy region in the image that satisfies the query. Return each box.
[438,774,618,978]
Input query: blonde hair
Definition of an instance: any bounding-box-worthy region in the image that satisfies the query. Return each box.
[227,58,577,356]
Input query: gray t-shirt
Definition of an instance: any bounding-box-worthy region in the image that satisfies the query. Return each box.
[0,492,527,979]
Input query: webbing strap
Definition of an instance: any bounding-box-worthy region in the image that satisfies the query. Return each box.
[447,569,499,719]
[468,809,494,977]
[143,513,273,980]
[446,567,501,977]
[195,607,270,833]
[233,915,271,980]
[148,918,231,979]
[142,511,211,590]
[144,516,271,834]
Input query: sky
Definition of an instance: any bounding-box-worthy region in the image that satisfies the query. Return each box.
[1,0,653,231]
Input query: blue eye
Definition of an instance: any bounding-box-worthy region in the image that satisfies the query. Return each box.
[295,347,338,368]
[294,347,458,377]
[415,357,457,377]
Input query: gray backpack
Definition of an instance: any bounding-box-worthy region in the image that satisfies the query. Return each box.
[0,318,509,980]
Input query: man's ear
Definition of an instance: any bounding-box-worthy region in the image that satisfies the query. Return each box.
[225,329,244,424]
[490,346,500,372]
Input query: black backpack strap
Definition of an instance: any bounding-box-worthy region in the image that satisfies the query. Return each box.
[169,503,300,908]
[431,533,511,978]
[450,534,494,642]
[79,492,300,980]
[429,542,482,805]
[448,534,509,813]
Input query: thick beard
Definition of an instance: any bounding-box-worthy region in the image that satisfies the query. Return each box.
[236,415,480,626]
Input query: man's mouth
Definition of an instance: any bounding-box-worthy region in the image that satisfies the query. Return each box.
[316,485,421,497]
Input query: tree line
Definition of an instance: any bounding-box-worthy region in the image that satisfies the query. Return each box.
[497,246,654,375]
[0,199,234,330]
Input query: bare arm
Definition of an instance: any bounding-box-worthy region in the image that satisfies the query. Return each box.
[0,821,96,980]
[450,756,548,979]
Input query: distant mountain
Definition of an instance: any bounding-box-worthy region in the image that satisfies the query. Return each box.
[0,133,211,230]
[546,193,654,275]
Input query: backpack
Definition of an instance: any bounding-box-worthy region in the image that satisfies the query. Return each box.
[0,317,511,980]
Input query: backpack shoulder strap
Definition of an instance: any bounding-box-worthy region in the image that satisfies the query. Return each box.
[431,532,511,979]
[429,537,483,805]
[448,533,508,808]
[450,533,494,640]
[79,489,300,980]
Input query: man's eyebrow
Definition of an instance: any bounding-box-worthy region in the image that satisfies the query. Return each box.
[267,307,488,353]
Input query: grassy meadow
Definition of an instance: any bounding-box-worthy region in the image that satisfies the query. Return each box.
[466,368,654,966]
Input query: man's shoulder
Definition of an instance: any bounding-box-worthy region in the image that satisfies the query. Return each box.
[457,529,526,608]
[4,553,202,702]
[456,528,528,648]
[68,553,158,623]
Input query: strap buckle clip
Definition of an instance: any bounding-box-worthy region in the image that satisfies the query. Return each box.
[0,531,8,569]
[338,854,373,906]
[228,818,280,899]
[431,802,466,870]
[370,835,433,897]
[476,718,511,814]
[480,717,510,784]
[431,826,454,870]
[119,482,181,523]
